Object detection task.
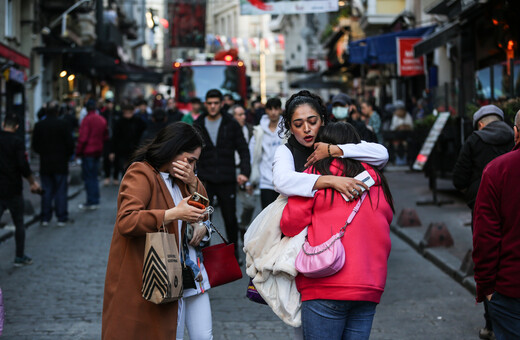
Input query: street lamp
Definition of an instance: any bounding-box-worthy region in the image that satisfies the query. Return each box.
[67,74,75,81]
[60,70,67,78]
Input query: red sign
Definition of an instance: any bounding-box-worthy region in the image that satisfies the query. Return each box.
[168,0,206,48]
[0,43,30,68]
[397,37,424,77]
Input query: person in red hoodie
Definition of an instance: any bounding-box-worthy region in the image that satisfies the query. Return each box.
[76,99,108,210]
[280,122,394,340]
[473,111,520,340]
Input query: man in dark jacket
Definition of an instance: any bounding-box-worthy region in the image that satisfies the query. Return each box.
[0,114,41,266]
[165,98,183,124]
[194,89,250,262]
[32,101,75,226]
[452,104,514,340]
[100,98,120,186]
[453,105,514,211]
[76,99,108,210]
[472,110,520,340]
[111,103,147,175]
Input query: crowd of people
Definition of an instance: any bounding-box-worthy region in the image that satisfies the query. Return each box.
[1,85,519,340]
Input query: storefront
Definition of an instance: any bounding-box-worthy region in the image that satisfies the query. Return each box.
[0,42,29,139]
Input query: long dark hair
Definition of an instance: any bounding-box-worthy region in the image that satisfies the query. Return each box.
[131,122,205,170]
[311,122,394,212]
[279,90,329,138]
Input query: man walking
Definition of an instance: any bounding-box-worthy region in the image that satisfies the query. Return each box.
[32,101,75,226]
[76,99,108,210]
[473,110,520,340]
[454,104,514,340]
[194,89,250,262]
[0,114,42,266]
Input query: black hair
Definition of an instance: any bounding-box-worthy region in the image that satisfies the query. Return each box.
[190,97,202,104]
[279,90,329,138]
[46,101,59,117]
[311,122,394,212]
[3,114,19,127]
[266,97,282,109]
[223,93,234,100]
[130,122,205,170]
[205,89,223,101]
[121,103,134,111]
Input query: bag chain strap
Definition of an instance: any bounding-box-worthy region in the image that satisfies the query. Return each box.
[301,192,367,256]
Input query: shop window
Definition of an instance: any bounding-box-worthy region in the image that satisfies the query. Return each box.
[5,0,13,37]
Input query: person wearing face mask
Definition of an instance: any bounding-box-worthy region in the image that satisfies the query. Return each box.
[331,93,377,143]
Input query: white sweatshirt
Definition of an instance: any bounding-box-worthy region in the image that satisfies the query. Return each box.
[249,115,284,190]
[272,141,389,197]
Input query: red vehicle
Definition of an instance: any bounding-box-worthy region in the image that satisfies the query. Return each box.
[172,59,247,112]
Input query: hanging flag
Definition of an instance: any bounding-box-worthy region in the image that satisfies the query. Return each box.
[240,0,338,15]
[168,0,207,48]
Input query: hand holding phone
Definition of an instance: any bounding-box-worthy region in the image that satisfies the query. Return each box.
[341,170,375,202]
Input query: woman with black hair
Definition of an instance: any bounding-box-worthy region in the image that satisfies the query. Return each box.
[102,122,209,340]
[280,122,394,339]
[273,90,388,198]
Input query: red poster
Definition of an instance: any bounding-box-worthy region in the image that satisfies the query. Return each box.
[397,37,424,77]
[168,0,206,48]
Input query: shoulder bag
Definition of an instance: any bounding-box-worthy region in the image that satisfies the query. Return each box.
[295,192,367,278]
[202,220,243,288]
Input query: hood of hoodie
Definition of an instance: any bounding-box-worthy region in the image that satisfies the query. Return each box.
[259,114,281,134]
[474,120,514,145]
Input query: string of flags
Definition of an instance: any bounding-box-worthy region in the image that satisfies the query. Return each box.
[206,34,285,52]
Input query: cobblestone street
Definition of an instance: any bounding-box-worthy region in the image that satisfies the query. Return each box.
[0,182,482,339]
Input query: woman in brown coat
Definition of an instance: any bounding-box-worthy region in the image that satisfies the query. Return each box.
[102,122,208,340]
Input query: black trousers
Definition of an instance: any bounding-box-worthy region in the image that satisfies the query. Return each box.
[0,195,25,258]
[260,189,279,209]
[205,182,239,257]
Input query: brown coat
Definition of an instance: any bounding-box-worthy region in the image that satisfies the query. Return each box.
[102,161,206,340]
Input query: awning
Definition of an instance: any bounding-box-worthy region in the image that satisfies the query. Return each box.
[349,25,436,64]
[413,22,460,57]
[0,42,30,68]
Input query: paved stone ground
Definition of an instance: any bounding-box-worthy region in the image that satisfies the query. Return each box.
[0,183,483,339]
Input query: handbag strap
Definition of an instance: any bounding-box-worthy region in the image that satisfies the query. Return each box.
[207,219,229,245]
[338,191,367,237]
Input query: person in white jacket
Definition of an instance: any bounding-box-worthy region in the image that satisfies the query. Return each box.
[249,97,284,208]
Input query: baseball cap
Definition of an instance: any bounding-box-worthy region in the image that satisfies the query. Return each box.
[472,104,504,129]
[331,93,352,106]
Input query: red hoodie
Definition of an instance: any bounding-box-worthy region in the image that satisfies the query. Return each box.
[76,111,108,157]
[473,143,520,302]
[280,161,393,303]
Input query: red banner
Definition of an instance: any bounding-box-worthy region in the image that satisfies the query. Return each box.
[168,0,206,48]
[397,37,424,77]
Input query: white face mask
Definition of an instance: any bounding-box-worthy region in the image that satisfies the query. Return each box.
[332,106,349,120]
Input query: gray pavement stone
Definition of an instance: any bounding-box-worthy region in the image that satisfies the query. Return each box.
[0,175,484,339]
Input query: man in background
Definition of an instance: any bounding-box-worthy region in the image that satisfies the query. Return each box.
[32,101,75,226]
[0,114,41,266]
[473,110,520,340]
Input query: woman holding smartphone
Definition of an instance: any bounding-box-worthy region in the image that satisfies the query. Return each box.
[280,122,394,339]
[102,122,210,340]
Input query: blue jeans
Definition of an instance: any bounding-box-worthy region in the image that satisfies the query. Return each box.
[302,299,377,340]
[41,174,68,222]
[488,292,520,339]
[81,157,100,205]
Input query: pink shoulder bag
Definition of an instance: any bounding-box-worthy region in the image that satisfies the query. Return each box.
[295,192,367,278]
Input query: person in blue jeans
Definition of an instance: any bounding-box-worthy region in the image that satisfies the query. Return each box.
[76,99,108,210]
[279,93,393,339]
[32,101,75,226]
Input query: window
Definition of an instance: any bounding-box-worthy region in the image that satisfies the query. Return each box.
[251,59,260,72]
[275,59,284,72]
[5,0,13,37]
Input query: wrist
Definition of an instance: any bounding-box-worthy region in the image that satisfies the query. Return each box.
[333,145,343,157]
[164,208,177,224]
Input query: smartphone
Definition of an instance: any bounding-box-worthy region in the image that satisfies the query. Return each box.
[341,170,376,202]
[187,192,209,209]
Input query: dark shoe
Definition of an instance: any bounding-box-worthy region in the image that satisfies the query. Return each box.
[479,328,496,340]
[14,255,33,267]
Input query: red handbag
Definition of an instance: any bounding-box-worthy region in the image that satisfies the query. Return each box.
[202,221,243,288]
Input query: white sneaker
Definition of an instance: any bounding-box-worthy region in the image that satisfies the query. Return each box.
[41,221,49,227]
[78,203,99,211]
